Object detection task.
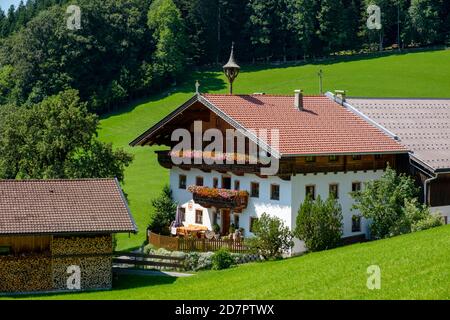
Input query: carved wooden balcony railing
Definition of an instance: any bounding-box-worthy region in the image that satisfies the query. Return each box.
[187,185,249,211]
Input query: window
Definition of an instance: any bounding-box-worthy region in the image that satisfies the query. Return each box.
[375,154,383,160]
[213,177,219,188]
[222,176,231,189]
[352,215,361,232]
[212,210,218,225]
[329,155,339,162]
[270,184,280,200]
[305,185,316,200]
[352,182,362,192]
[196,176,204,186]
[329,183,339,199]
[234,214,240,229]
[195,210,203,224]
[0,246,11,256]
[179,175,187,189]
[234,180,240,190]
[179,207,186,222]
[352,155,362,160]
[305,156,316,163]
[250,182,260,198]
[250,217,258,233]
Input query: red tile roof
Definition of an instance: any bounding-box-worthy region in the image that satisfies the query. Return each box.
[201,94,407,155]
[0,179,137,235]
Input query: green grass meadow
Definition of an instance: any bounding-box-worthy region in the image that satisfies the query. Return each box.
[100,49,450,250]
[16,225,450,299]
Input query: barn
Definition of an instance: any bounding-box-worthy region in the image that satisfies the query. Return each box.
[0,179,137,294]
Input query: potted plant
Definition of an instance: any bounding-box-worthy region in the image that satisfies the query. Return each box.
[213,223,220,234]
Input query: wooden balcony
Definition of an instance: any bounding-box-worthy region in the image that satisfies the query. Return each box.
[155,150,266,174]
[156,149,401,178]
[187,185,249,211]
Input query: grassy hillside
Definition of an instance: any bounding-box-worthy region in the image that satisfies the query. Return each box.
[20,225,450,299]
[98,49,450,250]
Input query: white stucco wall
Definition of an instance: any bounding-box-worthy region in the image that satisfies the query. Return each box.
[170,167,388,254]
[291,170,385,238]
[169,167,292,237]
[431,206,450,225]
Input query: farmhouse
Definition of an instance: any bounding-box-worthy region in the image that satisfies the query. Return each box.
[130,48,448,254]
[131,88,413,253]
[0,179,136,294]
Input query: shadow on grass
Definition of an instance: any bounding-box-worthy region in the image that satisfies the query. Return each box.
[112,274,177,290]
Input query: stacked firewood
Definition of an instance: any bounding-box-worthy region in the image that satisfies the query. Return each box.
[0,255,52,292]
[52,256,112,290]
[51,235,113,256]
[51,235,113,290]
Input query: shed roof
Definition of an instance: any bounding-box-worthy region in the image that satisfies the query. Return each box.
[0,179,137,235]
[347,98,450,172]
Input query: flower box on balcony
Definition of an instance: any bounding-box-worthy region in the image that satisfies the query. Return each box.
[187,185,249,210]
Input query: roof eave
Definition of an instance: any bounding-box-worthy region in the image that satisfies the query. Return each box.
[129,94,200,147]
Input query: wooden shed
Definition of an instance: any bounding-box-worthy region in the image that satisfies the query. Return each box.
[0,179,137,294]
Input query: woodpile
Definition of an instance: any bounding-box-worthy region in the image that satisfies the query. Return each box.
[52,235,113,256]
[52,256,112,291]
[0,254,52,293]
[0,234,114,293]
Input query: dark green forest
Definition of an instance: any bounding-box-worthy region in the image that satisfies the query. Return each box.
[1,0,450,113]
[0,0,449,181]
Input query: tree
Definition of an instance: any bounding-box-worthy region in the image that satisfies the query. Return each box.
[149,185,178,235]
[294,195,343,252]
[409,0,445,45]
[289,0,321,58]
[148,0,188,81]
[0,89,133,180]
[247,213,294,260]
[351,166,441,239]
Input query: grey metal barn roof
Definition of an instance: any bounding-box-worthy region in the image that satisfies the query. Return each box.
[0,179,137,236]
[346,98,450,173]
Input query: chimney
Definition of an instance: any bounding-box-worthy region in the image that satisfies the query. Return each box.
[334,90,346,105]
[294,89,303,111]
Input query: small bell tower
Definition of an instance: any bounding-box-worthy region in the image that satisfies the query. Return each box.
[223,42,240,95]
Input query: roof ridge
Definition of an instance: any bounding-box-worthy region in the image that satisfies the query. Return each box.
[202,93,326,98]
[0,178,116,183]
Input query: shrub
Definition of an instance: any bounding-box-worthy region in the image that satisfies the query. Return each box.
[212,223,220,234]
[404,199,444,232]
[351,167,442,239]
[211,248,234,270]
[294,195,343,252]
[148,185,177,235]
[246,213,294,260]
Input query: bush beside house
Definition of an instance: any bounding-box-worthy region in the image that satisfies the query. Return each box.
[148,185,177,235]
[246,213,294,260]
[294,195,343,252]
[352,167,443,239]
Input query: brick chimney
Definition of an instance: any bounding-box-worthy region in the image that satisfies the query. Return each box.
[294,89,303,111]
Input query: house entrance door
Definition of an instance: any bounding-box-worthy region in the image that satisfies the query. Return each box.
[221,209,231,235]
